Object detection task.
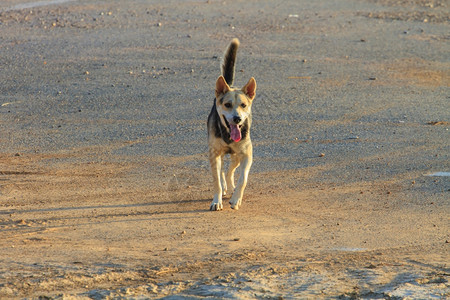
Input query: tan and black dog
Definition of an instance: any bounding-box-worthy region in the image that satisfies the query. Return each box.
[207,38,256,211]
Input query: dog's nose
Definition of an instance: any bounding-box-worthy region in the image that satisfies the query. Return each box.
[233,116,241,124]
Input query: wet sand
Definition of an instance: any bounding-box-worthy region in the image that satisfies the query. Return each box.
[0,0,449,298]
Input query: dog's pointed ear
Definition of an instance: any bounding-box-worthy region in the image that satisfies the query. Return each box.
[215,75,230,99]
[242,77,256,100]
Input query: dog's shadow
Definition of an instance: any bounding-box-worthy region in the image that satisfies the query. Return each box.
[3,198,211,214]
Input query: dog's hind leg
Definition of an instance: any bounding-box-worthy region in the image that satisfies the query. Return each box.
[229,148,252,210]
[226,154,240,195]
[220,156,227,196]
[209,151,223,211]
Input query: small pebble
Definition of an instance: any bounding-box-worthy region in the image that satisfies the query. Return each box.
[319,153,325,157]
[233,238,240,241]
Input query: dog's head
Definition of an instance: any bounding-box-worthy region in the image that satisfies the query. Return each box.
[215,75,256,142]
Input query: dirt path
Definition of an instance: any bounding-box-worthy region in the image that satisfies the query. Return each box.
[0,0,449,298]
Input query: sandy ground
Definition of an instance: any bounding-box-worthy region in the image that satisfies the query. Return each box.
[0,0,449,298]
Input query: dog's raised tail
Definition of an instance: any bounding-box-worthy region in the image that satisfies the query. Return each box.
[221,38,240,85]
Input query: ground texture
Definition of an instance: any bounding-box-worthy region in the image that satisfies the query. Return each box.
[0,0,449,298]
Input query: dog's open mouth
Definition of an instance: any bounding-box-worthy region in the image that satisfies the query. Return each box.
[223,117,242,142]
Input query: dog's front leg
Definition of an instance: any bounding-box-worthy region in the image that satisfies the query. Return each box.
[229,149,252,210]
[226,154,240,195]
[209,152,223,211]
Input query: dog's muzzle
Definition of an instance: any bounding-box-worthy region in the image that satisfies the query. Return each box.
[223,116,242,142]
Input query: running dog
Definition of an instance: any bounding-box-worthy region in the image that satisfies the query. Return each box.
[207,38,256,211]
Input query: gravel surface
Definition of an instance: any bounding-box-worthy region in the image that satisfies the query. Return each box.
[0,0,449,298]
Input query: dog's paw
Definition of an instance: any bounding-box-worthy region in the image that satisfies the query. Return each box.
[210,202,223,211]
[229,203,240,210]
[229,197,242,210]
[210,195,223,211]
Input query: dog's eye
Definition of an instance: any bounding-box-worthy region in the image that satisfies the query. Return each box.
[240,104,247,108]
[224,103,232,108]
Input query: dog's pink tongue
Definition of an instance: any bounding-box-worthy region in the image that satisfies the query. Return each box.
[230,124,241,142]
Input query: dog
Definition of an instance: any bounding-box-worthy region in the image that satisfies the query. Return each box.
[207,38,256,211]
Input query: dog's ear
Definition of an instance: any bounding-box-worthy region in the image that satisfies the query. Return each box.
[242,77,256,100]
[215,75,230,99]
